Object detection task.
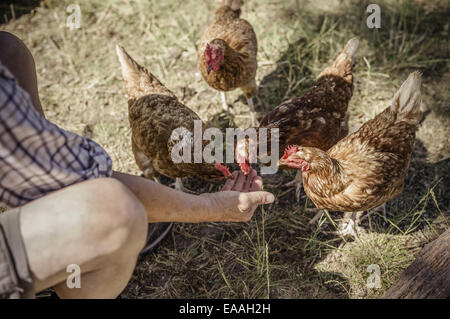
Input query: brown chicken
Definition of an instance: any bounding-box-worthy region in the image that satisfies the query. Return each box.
[235,37,359,198]
[116,45,231,191]
[198,0,258,125]
[278,72,423,237]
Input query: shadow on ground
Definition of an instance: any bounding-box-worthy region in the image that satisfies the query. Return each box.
[0,1,40,23]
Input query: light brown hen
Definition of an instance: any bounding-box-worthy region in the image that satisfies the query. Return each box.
[116,45,231,191]
[235,38,359,199]
[279,72,423,238]
[198,0,258,125]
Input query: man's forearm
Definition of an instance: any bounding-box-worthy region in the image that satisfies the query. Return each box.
[112,171,219,223]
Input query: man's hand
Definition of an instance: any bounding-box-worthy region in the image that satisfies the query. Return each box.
[202,168,275,222]
[113,169,274,223]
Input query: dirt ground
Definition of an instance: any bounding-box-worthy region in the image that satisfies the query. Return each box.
[1,0,449,299]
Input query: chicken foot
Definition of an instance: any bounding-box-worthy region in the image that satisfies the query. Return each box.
[336,211,365,239]
[139,173,160,184]
[308,205,387,238]
[306,209,341,232]
[306,209,363,241]
[283,171,303,201]
[170,177,197,194]
[306,204,387,240]
[150,176,161,184]
[360,203,387,223]
[306,208,325,225]
[220,91,237,115]
[306,208,364,239]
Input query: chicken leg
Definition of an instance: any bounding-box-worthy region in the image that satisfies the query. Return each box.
[310,205,387,239]
[337,209,395,239]
[171,177,197,194]
[307,208,326,225]
[140,173,161,184]
[306,208,362,238]
[247,96,259,126]
[337,211,365,239]
[221,91,229,112]
[283,171,303,201]
[360,203,388,223]
[373,204,387,222]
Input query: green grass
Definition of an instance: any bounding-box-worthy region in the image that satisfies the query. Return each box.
[1,0,449,299]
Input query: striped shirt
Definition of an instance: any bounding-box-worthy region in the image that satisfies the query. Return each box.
[0,63,112,208]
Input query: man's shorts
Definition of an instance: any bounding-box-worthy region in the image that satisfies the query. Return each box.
[0,208,35,299]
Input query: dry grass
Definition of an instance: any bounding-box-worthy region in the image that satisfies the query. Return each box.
[1,0,449,299]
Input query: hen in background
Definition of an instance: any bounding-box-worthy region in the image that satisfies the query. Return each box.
[236,38,359,200]
[279,72,423,238]
[116,45,232,192]
[198,0,258,125]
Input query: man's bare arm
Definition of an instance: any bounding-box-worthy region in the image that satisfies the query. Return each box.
[112,169,274,223]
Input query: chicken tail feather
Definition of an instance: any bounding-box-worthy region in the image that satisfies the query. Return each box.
[116,45,144,98]
[343,37,359,64]
[391,71,423,125]
[333,37,359,69]
[116,45,174,100]
[319,37,359,82]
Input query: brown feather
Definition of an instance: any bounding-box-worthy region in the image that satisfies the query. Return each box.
[250,38,359,161]
[198,2,257,97]
[116,46,227,180]
[301,72,423,212]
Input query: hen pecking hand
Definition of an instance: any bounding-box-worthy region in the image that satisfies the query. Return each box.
[235,37,359,200]
[116,45,232,192]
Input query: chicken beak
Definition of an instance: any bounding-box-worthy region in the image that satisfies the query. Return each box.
[207,64,214,74]
[214,163,234,180]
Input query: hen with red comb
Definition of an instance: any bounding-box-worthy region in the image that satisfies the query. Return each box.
[235,38,359,200]
[117,45,233,193]
[198,0,258,125]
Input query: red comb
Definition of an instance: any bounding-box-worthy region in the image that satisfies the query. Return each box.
[204,44,213,66]
[205,44,212,58]
[281,145,300,159]
[239,162,251,175]
[215,163,232,178]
